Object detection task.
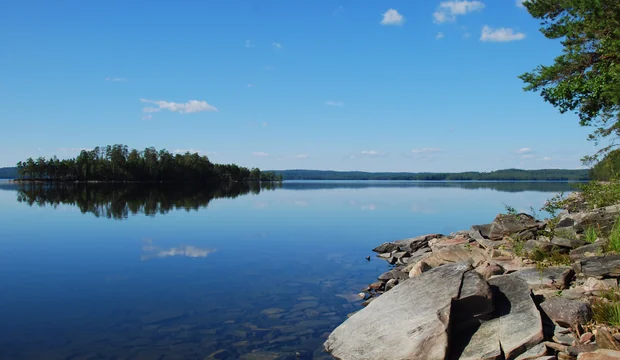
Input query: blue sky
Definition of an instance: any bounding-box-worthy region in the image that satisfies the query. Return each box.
[0,0,597,171]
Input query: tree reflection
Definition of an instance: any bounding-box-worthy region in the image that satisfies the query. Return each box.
[15,182,280,220]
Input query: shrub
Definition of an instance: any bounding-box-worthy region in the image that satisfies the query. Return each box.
[584,226,598,244]
[608,216,620,253]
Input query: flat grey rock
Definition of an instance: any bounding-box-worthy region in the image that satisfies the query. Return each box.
[487,275,544,360]
[511,266,574,290]
[324,263,471,360]
[574,254,620,278]
[552,237,587,249]
[454,275,544,360]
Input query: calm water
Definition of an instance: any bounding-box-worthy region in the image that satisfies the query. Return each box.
[0,181,578,360]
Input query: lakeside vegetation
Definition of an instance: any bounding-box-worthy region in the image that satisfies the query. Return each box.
[13,145,281,183]
[272,169,589,181]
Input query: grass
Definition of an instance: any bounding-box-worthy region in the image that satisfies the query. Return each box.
[555,228,578,240]
[585,226,598,243]
[528,248,572,266]
[593,288,620,327]
[608,216,620,253]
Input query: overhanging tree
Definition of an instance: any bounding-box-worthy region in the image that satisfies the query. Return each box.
[519,0,620,164]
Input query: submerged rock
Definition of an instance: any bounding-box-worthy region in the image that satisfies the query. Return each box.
[324,263,471,360]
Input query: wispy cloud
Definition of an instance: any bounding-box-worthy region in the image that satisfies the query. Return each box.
[332,5,344,16]
[361,204,377,211]
[436,32,445,40]
[141,240,216,261]
[142,107,161,113]
[140,99,218,114]
[252,152,269,157]
[542,156,552,161]
[480,25,525,42]
[142,114,153,120]
[295,154,309,159]
[247,83,254,88]
[516,147,533,154]
[272,42,282,49]
[245,40,255,48]
[412,148,441,154]
[326,100,344,107]
[381,9,405,26]
[433,1,485,24]
[360,150,386,157]
[105,77,127,82]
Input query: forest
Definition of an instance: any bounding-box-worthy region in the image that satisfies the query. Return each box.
[273,169,590,181]
[14,145,281,182]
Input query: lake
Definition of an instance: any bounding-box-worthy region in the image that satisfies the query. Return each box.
[0,180,578,360]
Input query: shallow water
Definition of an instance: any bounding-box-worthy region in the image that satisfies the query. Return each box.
[0,180,577,359]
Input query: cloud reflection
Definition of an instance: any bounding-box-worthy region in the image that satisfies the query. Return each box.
[141,239,216,260]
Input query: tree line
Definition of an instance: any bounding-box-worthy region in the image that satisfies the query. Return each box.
[16,145,282,182]
[273,169,590,181]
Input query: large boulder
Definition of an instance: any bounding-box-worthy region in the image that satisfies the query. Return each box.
[457,275,544,360]
[372,233,441,254]
[488,213,541,240]
[574,254,620,278]
[324,263,480,360]
[540,298,593,327]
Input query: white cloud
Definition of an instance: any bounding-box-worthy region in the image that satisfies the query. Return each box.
[272,42,282,49]
[326,100,344,107]
[436,32,445,40]
[480,25,525,42]
[412,148,441,154]
[521,154,535,159]
[433,1,485,23]
[105,77,127,82]
[140,99,218,114]
[361,150,382,156]
[253,152,269,157]
[245,40,255,48]
[142,107,161,113]
[542,156,552,161]
[247,83,254,88]
[463,32,471,38]
[141,243,216,260]
[142,114,153,120]
[381,9,405,26]
[516,147,533,154]
[262,122,268,127]
[295,154,309,159]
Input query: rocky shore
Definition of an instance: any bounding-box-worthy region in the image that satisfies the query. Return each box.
[324,194,620,360]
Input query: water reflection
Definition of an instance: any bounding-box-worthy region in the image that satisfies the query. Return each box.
[11,182,280,220]
[141,239,216,260]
